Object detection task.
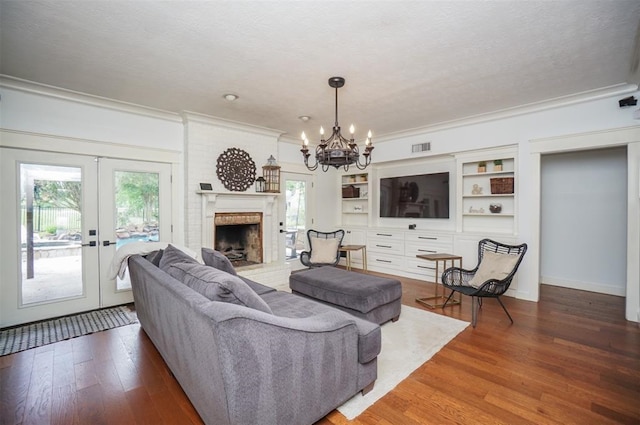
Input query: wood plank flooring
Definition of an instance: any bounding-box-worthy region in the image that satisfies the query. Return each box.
[1,274,638,425]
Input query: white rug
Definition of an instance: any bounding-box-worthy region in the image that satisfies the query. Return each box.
[337,305,469,420]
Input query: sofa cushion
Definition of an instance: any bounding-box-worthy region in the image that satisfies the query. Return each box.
[469,250,519,288]
[145,249,164,266]
[201,247,237,275]
[166,262,272,314]
[159,244,199,272]
[239,276,277,296]
[262,290,381,364]
[309,237,340,263]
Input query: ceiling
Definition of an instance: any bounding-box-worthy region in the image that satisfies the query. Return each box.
[2,1,640,142]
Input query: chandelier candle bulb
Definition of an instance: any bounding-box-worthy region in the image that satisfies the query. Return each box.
[349,124,355,135]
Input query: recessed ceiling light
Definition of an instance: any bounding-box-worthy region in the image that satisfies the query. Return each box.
[298,115,311,122]
[223,94,239,101]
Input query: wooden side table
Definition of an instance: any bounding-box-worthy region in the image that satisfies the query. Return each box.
[415,253,462,308]
[339,245,367,271]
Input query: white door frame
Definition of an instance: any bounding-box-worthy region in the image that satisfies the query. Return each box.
[280,171,314,270]
[529,126,640,323]
[0,131,182,326]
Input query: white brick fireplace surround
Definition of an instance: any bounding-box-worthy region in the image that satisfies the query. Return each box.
[197,190,291,291]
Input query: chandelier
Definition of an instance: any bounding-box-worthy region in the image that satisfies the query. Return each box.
[301,77,373,171]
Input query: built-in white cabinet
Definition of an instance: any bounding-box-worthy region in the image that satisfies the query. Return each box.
[366,229,453,282]
[340,172,371,227]
[457,147,517,235]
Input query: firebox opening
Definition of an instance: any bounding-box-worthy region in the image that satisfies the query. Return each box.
[214,212,263,268]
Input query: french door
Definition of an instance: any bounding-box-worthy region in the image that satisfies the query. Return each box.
[0,149,171,327]
[281,172,313,269]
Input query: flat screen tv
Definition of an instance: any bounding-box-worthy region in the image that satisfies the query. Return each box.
[379,172,450,218]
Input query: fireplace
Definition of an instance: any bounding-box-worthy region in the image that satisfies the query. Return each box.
[214,212,263,266]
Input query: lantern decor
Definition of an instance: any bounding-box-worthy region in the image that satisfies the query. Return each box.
[255,176,266,193]
[262,155,281,193]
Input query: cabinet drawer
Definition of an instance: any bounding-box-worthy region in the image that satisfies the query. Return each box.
[367,238,404,253]
[405,240,453,257]
[406,258,438,281]
[367,230,404,241]
[405,232,453,244]
[368,253,405,270]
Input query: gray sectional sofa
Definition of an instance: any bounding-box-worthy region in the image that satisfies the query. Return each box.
[127,245,381,425]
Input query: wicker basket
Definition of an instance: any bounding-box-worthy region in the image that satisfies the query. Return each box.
[490,177,514,194]
[342,185,360,198]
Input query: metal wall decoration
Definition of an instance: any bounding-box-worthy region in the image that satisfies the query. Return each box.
[216,148,256,191]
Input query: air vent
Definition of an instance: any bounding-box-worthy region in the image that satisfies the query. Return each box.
[412,142,431,153]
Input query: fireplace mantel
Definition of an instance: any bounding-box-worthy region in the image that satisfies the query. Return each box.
[197,190,279,264]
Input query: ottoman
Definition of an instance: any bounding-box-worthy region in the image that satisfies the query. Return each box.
[289,266,402,325]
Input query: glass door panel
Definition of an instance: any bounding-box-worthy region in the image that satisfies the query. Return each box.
[282,173,313,266]
[114,170,160,290]
[20,164,84,304]
[1,149,99,328]
[98,159,172,307]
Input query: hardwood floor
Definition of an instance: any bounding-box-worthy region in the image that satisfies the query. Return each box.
[1,275,638,425]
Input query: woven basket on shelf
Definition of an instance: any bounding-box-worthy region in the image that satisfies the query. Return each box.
[490,177,514,194]
[342,185,360,198]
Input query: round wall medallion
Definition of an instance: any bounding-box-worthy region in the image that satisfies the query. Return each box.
[216,148,256,192]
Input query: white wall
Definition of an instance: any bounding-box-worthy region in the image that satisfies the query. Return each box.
[182,114,282,252]
[314,86,640,323]
[0,82,183,150]
[540,147,627,295]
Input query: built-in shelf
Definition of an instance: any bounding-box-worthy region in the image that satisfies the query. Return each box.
[462,194,514,198]
[340,172,371,226]
[457,148,517,234]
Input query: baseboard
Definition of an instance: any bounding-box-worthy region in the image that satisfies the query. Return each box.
[541,275,625,296]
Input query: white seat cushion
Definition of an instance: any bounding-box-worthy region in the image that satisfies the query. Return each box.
[309,237,340,264]
[469,250,519,288]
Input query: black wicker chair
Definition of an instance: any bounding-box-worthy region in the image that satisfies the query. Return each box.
[442,238,527,327]
[299,229,345,268]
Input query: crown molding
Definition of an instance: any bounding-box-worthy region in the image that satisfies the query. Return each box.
[375,83,639,143]
[181,111,284,138]
[0,75,183,123]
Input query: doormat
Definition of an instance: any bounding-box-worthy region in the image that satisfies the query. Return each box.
[0,306,137,356]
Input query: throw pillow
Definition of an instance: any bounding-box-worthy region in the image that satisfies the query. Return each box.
[166,262,272,314]
[145,249,164,267]
[159,244,199,272]
[309,237,340,264]
[201,247,237,275]
[468,250,520,288]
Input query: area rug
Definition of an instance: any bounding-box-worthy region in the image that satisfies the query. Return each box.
[337,305,469,420]
[0,306,137,356]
